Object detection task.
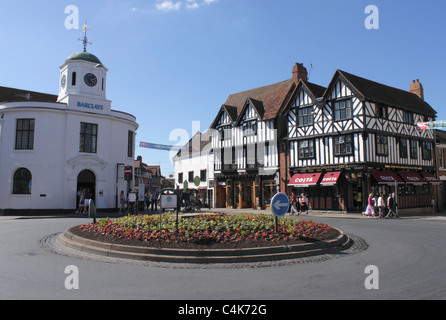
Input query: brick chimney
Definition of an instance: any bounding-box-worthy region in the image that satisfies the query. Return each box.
[410,79,424,100]
[292,63,308,83]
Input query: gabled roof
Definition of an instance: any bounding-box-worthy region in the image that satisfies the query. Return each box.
[235,98,265,125]
[303,81,326,99]
[280,80,326,115]
[222,78,296,122]
[329,70,436,117]
[0,86,58,104]
[210,105,237,129]
[173,131,212,160]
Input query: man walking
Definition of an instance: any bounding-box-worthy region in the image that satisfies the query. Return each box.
[386,193,399,219]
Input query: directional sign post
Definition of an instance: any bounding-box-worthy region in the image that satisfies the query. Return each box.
[271,192,290,233]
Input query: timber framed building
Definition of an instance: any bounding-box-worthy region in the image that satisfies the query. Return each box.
[209,63,439,213]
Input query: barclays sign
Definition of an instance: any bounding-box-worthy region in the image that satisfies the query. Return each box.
[77,101,104,111]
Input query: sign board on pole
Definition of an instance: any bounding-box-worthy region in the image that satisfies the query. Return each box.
[124,166,133,181]
[161,194,178,209]
[271,192,290,217]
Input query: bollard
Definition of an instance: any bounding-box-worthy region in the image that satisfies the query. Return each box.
[89,200,97,224]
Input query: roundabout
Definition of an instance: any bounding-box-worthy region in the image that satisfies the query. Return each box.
[51,213,360,266]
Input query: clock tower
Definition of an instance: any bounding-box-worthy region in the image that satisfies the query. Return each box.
[57,25,111,113]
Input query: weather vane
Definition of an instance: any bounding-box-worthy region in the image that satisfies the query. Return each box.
[79,22,92,52]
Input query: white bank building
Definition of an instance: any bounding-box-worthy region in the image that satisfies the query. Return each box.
[0,49,138,215]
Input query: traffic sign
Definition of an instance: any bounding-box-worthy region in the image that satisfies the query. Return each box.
[124,166,133,181]
[271,192,290,217]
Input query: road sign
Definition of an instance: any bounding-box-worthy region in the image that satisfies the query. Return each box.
[271,192,290,217]
[124,166,133,181]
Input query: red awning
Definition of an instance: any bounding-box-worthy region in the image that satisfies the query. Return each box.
[288,173,322,187]
[320,172,342,186]
[398,172,426,185]
[370,171,404,185]
[421,173,441,185]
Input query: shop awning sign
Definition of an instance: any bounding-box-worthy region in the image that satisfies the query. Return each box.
[398,172,426,185]
[288,173,322,187]
[320,172,342,186]
[421,173,441,185]
[370,171,404,185]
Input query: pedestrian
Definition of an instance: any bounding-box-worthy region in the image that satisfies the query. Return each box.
[151,188,159,212]
[378,194,385,218]
[145,192,152,212]
[365,193,375,217]
[386,193,399,218]
[79,188,87,215]
[75,187,82,214]
[119,190,126,213]
[431,196,436,214]
[299,193,308,214]
[290,192,299,215]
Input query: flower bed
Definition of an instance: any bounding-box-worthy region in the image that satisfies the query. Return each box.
[76,213,337,250]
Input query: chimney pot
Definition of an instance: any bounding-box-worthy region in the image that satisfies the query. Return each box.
[292,63,308,83]
[410,79,424,100]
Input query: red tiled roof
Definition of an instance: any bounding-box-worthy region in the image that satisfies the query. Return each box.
[223,78,296,120]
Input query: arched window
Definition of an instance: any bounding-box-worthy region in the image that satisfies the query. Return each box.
[13,168,32,195]
[72,72,77,86]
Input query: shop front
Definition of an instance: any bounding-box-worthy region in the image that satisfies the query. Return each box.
[288,170,365,212]
[215,174,278,210]
[369,170,439,212]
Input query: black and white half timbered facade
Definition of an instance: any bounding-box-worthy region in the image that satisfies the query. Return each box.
[206,63,438,213]
[284,70,438,213]
[209,67,304,209]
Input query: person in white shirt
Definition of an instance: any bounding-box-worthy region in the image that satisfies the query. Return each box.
[377,194,385,218]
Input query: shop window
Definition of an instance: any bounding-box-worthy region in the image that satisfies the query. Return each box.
[13,168,32,195]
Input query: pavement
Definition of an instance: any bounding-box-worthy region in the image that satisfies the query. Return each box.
[1,207,445,221]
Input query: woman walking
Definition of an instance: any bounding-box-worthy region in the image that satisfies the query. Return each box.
[365,193,376,217]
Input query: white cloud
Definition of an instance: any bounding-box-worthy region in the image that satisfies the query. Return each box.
[156,0,218,12]
[156,1,183,12]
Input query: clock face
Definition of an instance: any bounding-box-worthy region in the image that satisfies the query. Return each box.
[84,73,98,87]
[61,75,66,89]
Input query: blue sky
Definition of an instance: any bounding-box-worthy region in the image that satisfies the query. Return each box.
[1,0,445,176]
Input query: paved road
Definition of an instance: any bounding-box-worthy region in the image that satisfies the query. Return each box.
[1,214,445,300]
